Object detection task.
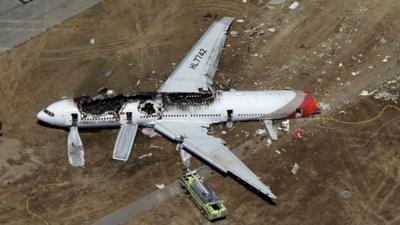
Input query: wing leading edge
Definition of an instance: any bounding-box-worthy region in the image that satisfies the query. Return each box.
[154,121,277,199]
[158,17,234,94]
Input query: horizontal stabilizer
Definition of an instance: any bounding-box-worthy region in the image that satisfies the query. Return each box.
[68,126,85,167]
[113,123,138,161]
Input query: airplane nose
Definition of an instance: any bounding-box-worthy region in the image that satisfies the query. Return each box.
[37,110,47,122]
[299,93,319,117]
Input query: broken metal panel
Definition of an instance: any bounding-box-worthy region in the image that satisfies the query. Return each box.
[68,126,84,167]
[264,120,278,141]
[112,123,138,161]
[158,17,234,94]
[154,121,277,199]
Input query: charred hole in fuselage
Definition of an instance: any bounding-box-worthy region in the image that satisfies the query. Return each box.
[74,93,155,117]
[142,102,156,115]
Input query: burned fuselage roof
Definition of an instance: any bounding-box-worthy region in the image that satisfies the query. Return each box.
[74,91,215,116]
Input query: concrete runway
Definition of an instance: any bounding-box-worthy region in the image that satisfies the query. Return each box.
[0,0,102,53]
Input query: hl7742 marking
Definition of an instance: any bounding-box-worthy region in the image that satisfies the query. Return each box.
[189,48,207,69]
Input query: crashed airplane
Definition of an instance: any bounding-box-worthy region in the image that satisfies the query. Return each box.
[37,17,319,200]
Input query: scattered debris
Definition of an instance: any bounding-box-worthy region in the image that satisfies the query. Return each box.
[282,120,290,132]
[155,184,165,189]
[141,128,160,138]
[383,55,390,63]
[351,71,360,76]
[288,1,299,10]
[275,150,281,154]
[359,89,377,96]
[149,144,161,149]
[340,190,352,199]
[266,138,272,147]
[267,27,276,33]
[136,80,141,86]
[180,149,191,169]
[269,0,286,4]
[221,130,227,135]
[319,102,331,111]
[106,89,114,96]
[104,70,112,77]
[291,163,299,174]
[292,128,305,139]
[374,91,399,102]
[236,19,245,23]
[230,31,238,38]
[255,128,266,135]
[138,153,153,159]
[360,75,399,103]
[266,0,286,9]
[90,38,95,45]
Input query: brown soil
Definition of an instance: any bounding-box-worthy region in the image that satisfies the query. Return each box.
[1,0,400,224]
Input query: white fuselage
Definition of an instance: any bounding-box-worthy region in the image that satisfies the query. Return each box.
[37,90,307,129]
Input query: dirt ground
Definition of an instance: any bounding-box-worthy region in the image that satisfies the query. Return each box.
[1,0,400,224]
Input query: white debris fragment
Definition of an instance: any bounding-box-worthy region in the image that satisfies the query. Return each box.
[266,138,272,147]
[382,56,390,63]
[340,190,352,199]
[90,38,95,45]
[282,120,290,132]
[149,144,161,149]
[141,128,160,138]
[171,62,176,66]
[380,37,387,44]
[338,63,343,68]
[291,163,299,174]
[359,89,376,96]
[230,31,238,38]
[155,184,165,189]
[136,80,141,86]
[104,70,112,77]
[269,0,286,4]
[351,71,360,76]
[267,27,276,33]
[180,149,191,169]
[255,129,266,135]
[152,70,156,74]
[288,1,300,10]
[138,153,152,159]
[106,90,114,96]
[368,65,374,69]
[275,150,281,154]
[319,102,331,111]
[221,130,227,135]
[242,0,247,2]
[236,19,245,23]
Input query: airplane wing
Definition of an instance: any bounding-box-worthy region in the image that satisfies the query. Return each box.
[158,17,234,94]
[154,121,277,199]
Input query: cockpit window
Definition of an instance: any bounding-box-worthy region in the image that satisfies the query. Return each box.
[44,109,55,117]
